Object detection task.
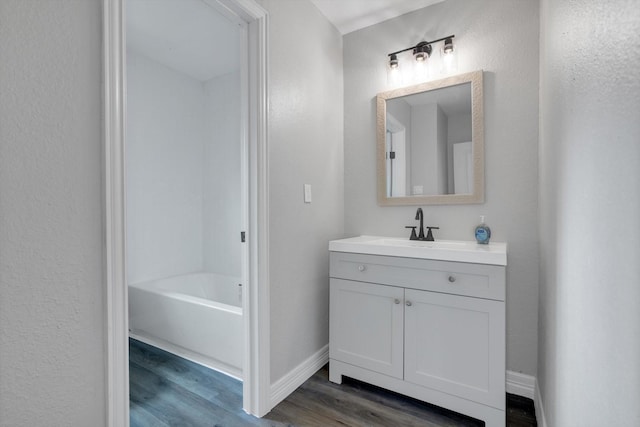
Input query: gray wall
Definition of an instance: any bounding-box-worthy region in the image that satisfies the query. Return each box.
[0,1,106,425]
[343,0,540,375]
[261,0,345,383]
[0,0,344,420]
[538,0,640,425]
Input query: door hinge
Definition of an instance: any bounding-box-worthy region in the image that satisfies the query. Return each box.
[389,151,396,159]
[241,231,246,243]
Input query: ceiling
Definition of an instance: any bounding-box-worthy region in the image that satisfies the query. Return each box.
[126,0,445,81]
[127,0,240,82]
[309,0,444,35]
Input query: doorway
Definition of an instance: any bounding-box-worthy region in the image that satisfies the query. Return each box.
[125,0,246,380]
[103,0,270,424]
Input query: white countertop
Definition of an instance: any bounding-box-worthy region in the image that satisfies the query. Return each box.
[329,235,507,266]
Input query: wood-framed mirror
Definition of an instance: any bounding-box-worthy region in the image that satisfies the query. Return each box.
[377,70,484,206]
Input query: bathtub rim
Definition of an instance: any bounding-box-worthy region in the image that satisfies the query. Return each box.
[129,272,243,310]
[129,274,242,314]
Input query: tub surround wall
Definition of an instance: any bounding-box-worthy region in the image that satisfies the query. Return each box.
[204,72,242,278]
[0,1,106,424]
[126,51,242,284]
[538,0,640,425]
[343,0,540,376]
[261,0,345,385]
[126,51,206,284]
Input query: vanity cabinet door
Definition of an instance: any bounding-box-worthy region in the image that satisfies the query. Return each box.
[330,278,404,379]
[404,288,505,409]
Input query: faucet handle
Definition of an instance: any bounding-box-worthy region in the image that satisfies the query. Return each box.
[405,226,418,240]
[425,226,440,241]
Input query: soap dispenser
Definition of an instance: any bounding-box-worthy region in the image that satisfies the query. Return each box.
[475,215,491,244]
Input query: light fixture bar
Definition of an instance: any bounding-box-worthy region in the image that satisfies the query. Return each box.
[387,34,455,58]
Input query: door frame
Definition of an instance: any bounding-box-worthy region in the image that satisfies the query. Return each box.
[102,0,271,424]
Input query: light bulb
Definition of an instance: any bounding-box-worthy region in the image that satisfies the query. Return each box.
[413,42,432,63]
[440,42,458,74]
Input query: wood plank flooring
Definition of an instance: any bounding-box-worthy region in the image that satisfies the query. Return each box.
[130,339,536,427]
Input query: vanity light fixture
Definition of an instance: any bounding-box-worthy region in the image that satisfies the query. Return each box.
[387,34,455,69]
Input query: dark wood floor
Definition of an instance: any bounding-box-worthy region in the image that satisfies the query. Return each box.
[130,339,537,427]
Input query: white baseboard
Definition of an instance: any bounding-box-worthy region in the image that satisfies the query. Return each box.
[129,332,242,381]
[535,379,548,427]
[506,370,548,427]
[506,370,536,400]
[270,344,329,409]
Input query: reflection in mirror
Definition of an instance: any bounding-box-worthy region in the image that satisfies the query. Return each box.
[377,70,484,206]
[386,83,472,197]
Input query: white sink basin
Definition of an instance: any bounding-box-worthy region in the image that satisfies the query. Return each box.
[329,235,507,265]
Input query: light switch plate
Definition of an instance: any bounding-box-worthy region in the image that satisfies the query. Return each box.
[304,184,312,203]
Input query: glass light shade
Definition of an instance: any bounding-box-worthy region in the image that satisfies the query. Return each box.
[386,57,403,87]
[410,56,430,83]
[443,38,454,54]
[440,44,458,74]
[389,54,399,69]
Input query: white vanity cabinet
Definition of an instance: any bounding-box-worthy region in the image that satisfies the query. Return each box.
[329,247,506,427]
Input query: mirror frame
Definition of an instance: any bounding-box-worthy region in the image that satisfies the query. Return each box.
[377,70,484,206]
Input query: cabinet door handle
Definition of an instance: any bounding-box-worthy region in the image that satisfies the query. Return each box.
[358,265,366,272]
[448,275,456,283]
[394,298,401,304]
[405,300,412,307]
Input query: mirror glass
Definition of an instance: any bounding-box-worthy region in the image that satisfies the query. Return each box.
[377,70,484,205]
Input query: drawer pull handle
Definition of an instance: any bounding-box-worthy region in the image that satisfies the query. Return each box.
[448,275,456,283]
[406,300,412,307]
[394,298,401,304]
[358,265,366,272]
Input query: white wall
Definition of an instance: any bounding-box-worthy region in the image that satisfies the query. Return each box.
[203,72,242,278]
[343,0,540,375]
[538,0,640,425]
[436,105,447,194]
[126,51,206,284]
[386,99,412,192]
[0,1,105,425]
[261,0,344,383]
[447,113,471,193]
[410,103,439,194]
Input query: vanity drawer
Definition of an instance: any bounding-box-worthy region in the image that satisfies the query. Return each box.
[330,251,505,301]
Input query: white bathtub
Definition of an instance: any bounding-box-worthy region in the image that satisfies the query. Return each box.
[128,273,243,379]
